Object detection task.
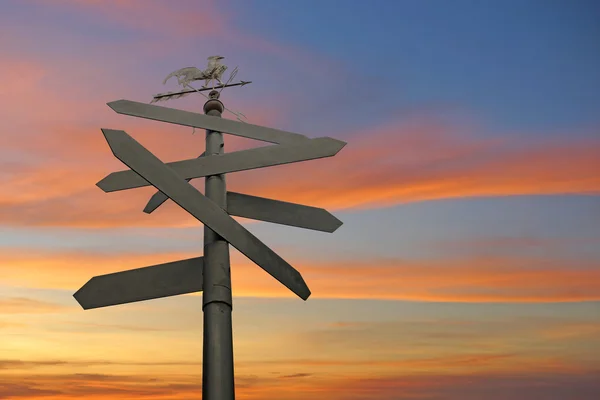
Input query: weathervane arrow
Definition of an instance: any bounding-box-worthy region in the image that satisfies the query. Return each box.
[151,81,252,103]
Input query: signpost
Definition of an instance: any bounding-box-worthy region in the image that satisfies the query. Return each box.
[74,60,347,400]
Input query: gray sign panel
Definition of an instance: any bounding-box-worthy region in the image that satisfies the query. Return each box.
[227,192,343,233]
[97,137,346,193]
[101,129,311,300]
[145,190,343,233]
[142,152,205,213]
[108,100,310,145]
[73,257,204,310]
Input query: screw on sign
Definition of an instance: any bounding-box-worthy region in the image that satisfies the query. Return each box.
[73,58,347,400]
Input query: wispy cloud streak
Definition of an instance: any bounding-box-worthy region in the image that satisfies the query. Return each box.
[0,250,597,302]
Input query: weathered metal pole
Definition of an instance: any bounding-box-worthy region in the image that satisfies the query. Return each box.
[202,90,235,400]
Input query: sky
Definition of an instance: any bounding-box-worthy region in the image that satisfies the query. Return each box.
[0,0,599,399]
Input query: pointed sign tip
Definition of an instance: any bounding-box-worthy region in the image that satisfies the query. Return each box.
[107,99,126,110]
[100,129,130,158]
[100,127,121,136]
[316,137,347,155]
[296,279,311,301]
[327,218,344,233]
[96,179,108,192]
[332,138,348,153]
[73,289,88,310]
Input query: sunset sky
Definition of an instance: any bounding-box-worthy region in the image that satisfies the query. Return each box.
[1,0,599,399]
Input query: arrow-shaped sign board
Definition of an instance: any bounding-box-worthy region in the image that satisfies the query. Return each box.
[141,152,343,233]
[74,257,204,309]
[101,129,311,300]
[227,192,343,233]
[97,136,345,193]
[145,190,343,233]
[108,100,310,145]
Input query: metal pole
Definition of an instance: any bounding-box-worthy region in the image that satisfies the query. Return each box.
[202,90,235,400]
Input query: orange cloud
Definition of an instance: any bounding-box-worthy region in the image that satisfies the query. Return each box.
[0,297,67,314]
[1,249,597,303]
[3,16,596,230]
[2,112,599,228]
[227,120,600,210]
[317,371,600,400]
[1,368,599,400]
[296,257,600,302]
[541,322,600,340]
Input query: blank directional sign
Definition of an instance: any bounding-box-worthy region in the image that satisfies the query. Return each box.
[108,100,310,145]
[141,153,343,233]
[101,129,311,300]
[74,257,204,310]
[227,192,343,233]
[145,190,343,233]
[97,137,346,193]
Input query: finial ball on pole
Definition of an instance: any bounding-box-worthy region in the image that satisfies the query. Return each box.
[203,91,224,115]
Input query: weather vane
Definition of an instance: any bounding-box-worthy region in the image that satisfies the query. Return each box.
[151,55,251,122]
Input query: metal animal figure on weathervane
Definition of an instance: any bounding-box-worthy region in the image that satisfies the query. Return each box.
[151,55,250,122]
[162,55,228,89]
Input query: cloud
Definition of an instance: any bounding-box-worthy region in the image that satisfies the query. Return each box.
[0,359,203,371]
[0,360,69,370]
[248,355,521,374]
[274,256,600,303]
[287,317,600,375]
[2,4,598,231]
[1,111,599,229]
[280,373,313,379]
[62,321,177,332]
[0,321,26,329]
[0,382,61,399]
[0,250,201,289]
[226,119,600,211]
[0,372,201,398]
[540,321,600,340]
[1,370,599,400]
[320,372,600,400]
[0,54,299,229]
[0,297,67,314]
[438,236,600,251]
[0,249,598,302]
